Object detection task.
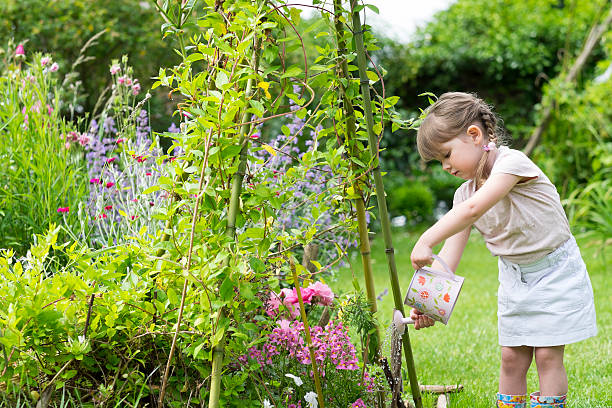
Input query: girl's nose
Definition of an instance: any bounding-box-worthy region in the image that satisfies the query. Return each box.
[442,161,451,171]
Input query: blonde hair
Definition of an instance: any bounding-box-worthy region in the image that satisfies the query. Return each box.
[416,92,505,188]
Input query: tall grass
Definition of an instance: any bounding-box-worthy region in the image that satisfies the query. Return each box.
[330,229,611,407]
[0,49,88,254]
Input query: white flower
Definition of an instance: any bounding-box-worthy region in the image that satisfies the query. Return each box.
[304,392,318,408]
[263,399,272,408]
[285,373,303,386]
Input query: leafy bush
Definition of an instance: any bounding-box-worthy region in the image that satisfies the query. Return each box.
[375,0,608,172]
[0,0,181,118]
[388,181,434,225]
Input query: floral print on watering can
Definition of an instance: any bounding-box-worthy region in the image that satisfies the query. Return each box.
[404,254,464,325]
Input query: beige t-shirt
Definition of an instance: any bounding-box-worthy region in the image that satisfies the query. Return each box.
[453,146,571,264]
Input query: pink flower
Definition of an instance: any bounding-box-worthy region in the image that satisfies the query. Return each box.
[15,44,25,57]
[99,213,107,219]
[117,76,126,85]
[90,178,101,184]
[116,138,126,144]
[249,133,260,139]
[41,56,51,67]
[49,62,59,72]
[145,172,152,176]
[308,281,334,306]
[47,105,53,115]
[104,205,113,210]
[130,215,137,220]
[110,64,121,75]
[105,182,115,188]
[77,133,90,146]
[351,398,367,408]
[106,157,116,164]
[265,292,282,316]
[57,207,69,213]
[132,82,141,95]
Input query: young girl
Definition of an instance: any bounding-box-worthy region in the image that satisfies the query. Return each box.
[409,92,597,408]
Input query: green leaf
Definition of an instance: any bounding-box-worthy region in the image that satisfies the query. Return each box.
[142,185,160,194]
[281,65,302,79]
[186,53,204,63]
[220,277,235,301]
[366,70,379,83]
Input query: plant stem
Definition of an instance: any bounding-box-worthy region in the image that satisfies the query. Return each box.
[290,258,325,408]
[349,2,423,407]
[333,0,381,362]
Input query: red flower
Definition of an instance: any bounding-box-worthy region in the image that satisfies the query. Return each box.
[57,207,69,213]
[417,275,426,285]
[105,182,115,188]
[89,178,102,184]
[443,293,450,303]
[419,290,430,299]
[105,205,113,210]
[106,157,116,164]
[116,138,126,144]
[130,215,137,220]
[145,172,152,176]
[100,213,107,219]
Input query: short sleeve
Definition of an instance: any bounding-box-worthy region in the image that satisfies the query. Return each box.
[490,147,540,179]
[453,181,471,207]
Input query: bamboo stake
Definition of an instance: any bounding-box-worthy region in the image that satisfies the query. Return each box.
[290,259,325,408]
[349,2,423,407]
[333,0,381,362]
[208,35,261,408]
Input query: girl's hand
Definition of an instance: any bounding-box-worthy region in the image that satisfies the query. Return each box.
[410,308,435,330]
[410,239,434,270]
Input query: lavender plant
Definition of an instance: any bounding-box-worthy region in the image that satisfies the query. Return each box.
[74,57,169,247]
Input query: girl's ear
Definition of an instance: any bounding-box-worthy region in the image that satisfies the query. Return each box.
[466,125,483,145]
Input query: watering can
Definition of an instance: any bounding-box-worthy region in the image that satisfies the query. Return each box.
[393,255,464,334]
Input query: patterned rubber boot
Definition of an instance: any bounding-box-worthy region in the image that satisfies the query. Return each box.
[530,391,567,408]
[496,393,527,408]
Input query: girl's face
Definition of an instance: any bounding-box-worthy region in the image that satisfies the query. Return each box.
[437,125,485,180]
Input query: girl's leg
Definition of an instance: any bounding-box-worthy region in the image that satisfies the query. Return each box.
[534,346,568,396]
[499,346,534,394]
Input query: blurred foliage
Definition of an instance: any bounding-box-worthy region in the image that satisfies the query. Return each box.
[375,0,610,173]
[0,0,190,131]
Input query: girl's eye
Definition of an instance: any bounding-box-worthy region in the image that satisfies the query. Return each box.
[444,152,451,159]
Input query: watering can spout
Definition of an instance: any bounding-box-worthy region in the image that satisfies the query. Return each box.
[392,309,414,335]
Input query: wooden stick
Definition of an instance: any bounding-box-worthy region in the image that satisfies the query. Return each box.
[436,394,448,408]
[420,384,464,394]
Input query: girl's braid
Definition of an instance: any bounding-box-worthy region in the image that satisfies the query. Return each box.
[478,105,498,144]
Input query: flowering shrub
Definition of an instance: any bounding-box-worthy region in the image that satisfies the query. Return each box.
[266,281,335,319]
[71,57,168,246]
[240,319,376,408]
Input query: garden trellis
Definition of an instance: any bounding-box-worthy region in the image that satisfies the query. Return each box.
[153,0,421,406]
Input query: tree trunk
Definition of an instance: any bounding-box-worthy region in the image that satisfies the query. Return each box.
[524,5,612,156]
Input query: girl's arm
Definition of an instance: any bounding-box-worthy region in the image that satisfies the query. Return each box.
[411,226,470,329]
[411,172,521,269]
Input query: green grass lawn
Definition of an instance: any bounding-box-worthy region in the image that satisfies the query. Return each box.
[329,229,611,408]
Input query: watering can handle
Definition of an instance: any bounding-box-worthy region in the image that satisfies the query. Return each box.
[429,254,455,279]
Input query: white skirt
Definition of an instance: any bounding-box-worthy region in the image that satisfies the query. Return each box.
[497,236,597,347]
